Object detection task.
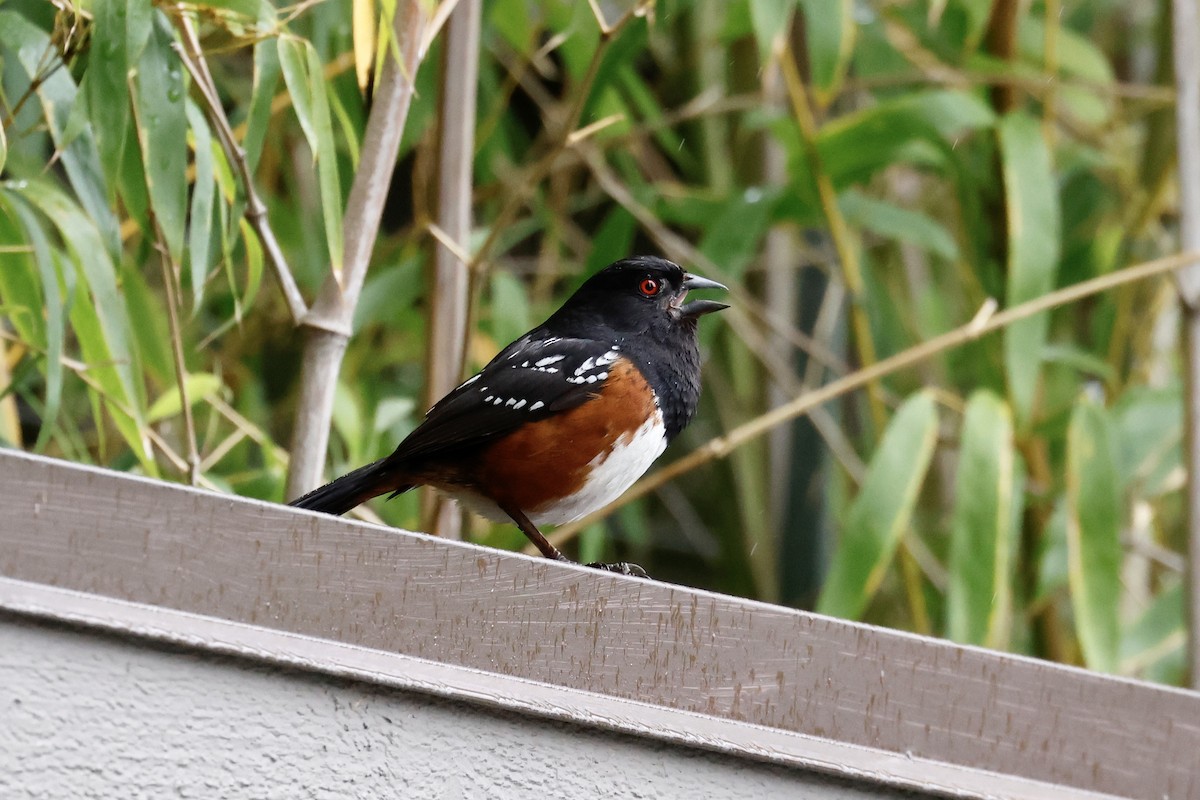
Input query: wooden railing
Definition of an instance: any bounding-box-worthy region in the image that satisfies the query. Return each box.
[1,449,1194,799]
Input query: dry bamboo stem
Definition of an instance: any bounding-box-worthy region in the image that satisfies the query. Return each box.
[1170,0,1200,689]
[286,1,430,499]
[422,0,481,540]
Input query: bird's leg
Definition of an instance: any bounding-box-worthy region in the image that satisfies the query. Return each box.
[502,505,649,578]
[502,504,571,562]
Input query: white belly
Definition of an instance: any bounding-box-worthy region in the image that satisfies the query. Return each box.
[530,409,667,525]
[445,410,668,527]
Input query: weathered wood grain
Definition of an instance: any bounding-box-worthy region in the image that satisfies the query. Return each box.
[0,450,1195,799]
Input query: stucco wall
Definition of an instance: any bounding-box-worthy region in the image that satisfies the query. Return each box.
[1,617,913,799]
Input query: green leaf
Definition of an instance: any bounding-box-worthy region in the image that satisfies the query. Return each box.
[132,16,189,263]
[0,10,121,259]
[244,40,282,175]
[1000,111,1061,428]
[817,392,939,619]
[1120,582,1185,679]
[68,275,157,475]
[1035,498,1069,604]
[121,262,174,385]
[353,255,422,331]
[816,90,995,187]
[240,218,264,313]
[0,120,6,174]
[750,0,796,65]
[696,187,779,278]
[0,196,46,345]
[489,270,532,349]
[839,190,959,260]
[14,178,156,474]
[585,208,636,276]
[147,374,224,423]
[1065,398,1122,673]
[87,0,134,191]
[332,380,366,465]
[278,36,344,272]
[1,192,66,449]
[1114,386,1182,496]
[947,391,1015,648]
[186,100,216,313]
[1017,16,1114,83]
[798,0,855,104]
[200,0,277,28]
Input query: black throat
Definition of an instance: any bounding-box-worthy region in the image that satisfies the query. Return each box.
[616,318,703,442]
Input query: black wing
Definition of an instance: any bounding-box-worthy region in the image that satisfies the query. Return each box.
[388,334,625,463]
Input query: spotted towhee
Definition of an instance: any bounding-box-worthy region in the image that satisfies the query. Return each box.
[290,256,727,576]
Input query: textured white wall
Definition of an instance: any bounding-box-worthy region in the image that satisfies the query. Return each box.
[0,618,909,800]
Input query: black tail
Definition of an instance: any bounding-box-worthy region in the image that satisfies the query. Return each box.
[288,458,412,516]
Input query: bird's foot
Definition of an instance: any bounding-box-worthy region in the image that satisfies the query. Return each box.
[585,561,650,578]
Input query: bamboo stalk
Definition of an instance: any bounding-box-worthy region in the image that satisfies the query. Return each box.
[422,0,481,540]
[1170,0,1200,689]
[779,43,887,435]
[286,0,430,500]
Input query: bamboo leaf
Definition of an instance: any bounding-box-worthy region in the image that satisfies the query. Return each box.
[1000,111,1061,428]
[132,17,189,263]
[1120,582,1184,679]
[0,10,121,259]
[839,190,959,261]
[1114,386,1182,496]
[798,0,855,105]
[332,381,366,465]
[0,196,46,345]
[817,392,939,619]
[750,0,796,64]
[200,0,277,28]
[87,0,135,191]
[244,40,281,175]
[1,193,66,450]
[121,262,174,385]
[185,100,215,312]
[278,36,344,272]
[352,0,376,92]
[947,391,1015,648]
[14,179,156,474]
[68,276,157,474]
[1065,398,1121,673]
[147,373,224,423]
[240,218,264,313]
[816,90,995,187]
[697,188,779,278]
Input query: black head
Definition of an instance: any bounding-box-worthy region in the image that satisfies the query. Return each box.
[544,256,728,338]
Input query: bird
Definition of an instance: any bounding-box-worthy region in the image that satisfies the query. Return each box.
[289,256,728,576]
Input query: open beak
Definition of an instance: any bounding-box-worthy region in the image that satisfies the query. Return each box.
[678,272,730,318]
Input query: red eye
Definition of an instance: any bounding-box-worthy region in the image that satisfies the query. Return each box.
[639,278,661,297]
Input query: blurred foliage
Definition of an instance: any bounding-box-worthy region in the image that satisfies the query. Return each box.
[0,0,1190,685]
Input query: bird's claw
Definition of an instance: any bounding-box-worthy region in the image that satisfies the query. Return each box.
[585,561,650,578]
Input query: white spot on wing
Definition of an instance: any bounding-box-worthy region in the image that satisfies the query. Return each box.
[529,401,545,411]
[536,355,566,366]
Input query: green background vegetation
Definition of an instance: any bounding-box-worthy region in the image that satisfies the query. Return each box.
[0,0,1189,684]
